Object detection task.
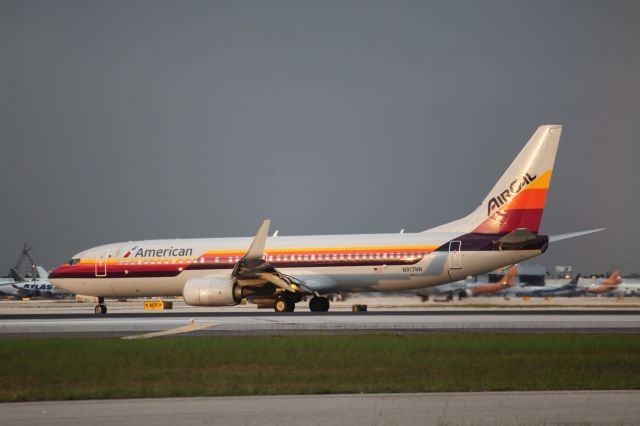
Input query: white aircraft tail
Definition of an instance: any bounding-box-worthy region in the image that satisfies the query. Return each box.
[34,266,49,279]
[426,125,561,234]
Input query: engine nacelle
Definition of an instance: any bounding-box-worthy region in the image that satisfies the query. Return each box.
[182,276,243,306]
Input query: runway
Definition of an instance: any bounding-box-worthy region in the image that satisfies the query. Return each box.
[3,391,639,425]
[1,309,639,336]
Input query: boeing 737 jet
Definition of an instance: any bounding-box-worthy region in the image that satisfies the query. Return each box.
[49,125,603,314]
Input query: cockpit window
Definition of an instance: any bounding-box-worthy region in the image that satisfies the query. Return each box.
[68,258,81,266]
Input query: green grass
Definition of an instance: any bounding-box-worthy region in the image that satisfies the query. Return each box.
[1,334,639,401]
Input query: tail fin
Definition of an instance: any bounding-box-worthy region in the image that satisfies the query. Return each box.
[602,271,621,286]
[426,125,561,234]
[570,274,581,285]
[33,266,49,279]
[500,266,518,288]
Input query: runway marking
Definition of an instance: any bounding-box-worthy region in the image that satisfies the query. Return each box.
[121,320,215,339]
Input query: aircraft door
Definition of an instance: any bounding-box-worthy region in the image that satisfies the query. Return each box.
[447,240,464,280]
[448,241,462,269]
[95,249,109,277]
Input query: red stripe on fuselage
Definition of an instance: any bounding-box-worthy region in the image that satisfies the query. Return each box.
[473,208,544,234]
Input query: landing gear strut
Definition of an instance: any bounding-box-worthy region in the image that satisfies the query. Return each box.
[309,296,330,312]
[94,297,107,315]
[274,294,296,312]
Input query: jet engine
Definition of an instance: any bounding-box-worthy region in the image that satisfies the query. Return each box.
[182,276,244,306]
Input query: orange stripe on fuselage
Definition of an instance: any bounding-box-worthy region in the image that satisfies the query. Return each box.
[73,245,439,265]
[203,246,438,256]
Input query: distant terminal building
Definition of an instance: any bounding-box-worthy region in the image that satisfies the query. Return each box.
[469,264,547,287]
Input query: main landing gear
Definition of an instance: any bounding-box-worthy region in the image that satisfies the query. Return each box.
[94,297,107,315]
[309,296,330,312]
[274,294,296,313]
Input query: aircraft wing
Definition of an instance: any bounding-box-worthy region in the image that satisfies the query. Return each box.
[232,219,313,295]
[549,228,605,243]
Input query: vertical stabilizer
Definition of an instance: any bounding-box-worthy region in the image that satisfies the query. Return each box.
[426,125,561,234]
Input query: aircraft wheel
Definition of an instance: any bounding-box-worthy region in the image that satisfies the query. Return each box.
[309,296,330,312]
[274,296,295,313]
[94,304,107,315]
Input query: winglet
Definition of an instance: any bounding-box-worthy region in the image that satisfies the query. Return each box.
[245,219,271,260]
[549,228,604,243]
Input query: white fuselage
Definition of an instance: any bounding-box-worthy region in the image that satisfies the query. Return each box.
[49,231,543,298]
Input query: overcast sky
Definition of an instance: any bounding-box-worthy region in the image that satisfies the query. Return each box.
[1,0,639,274]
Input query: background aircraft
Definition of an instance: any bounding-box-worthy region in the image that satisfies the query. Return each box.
[0,266,69,299]
[583,271,622,295]
[466,266,518,297]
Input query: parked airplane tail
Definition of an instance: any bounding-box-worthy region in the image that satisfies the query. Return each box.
[426,125,561,234]
[502,266,518,288]
[33,266,49,279]
[602,271,621,286]
[570,274,581,285]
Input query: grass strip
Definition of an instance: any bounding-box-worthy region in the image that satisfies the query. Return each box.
[1,333,639,401]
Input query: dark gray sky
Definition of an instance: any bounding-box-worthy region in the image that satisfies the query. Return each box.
[1,0,639,274]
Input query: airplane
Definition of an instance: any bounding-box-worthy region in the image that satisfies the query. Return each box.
[465,266,518,297]
[0,266,69,299]
[607,277,640,297]
[583,271,622,295]
[49,125,604,314]
[533,273,583,297]
[415,265,518,301]
[502,273,583,298]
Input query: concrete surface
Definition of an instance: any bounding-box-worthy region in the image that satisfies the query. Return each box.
[1,309,639,336]
[2,391,639,425]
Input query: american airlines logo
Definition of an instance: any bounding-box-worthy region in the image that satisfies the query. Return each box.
[125,246,194,258]
[487,172,537,216]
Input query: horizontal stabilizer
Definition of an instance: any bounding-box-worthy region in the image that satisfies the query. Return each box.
[496,228,545,251]
[549,228,604,243]
[498,228,537,244]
